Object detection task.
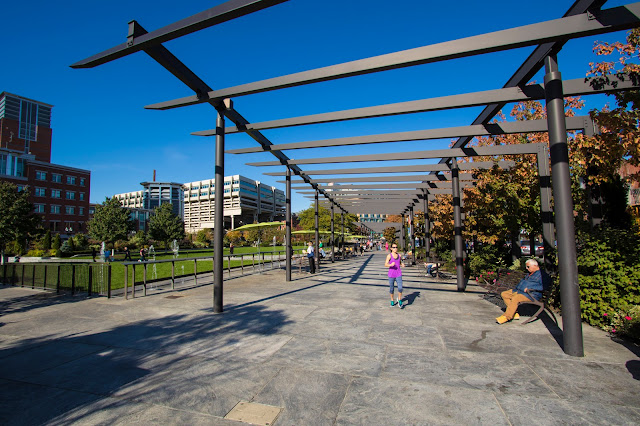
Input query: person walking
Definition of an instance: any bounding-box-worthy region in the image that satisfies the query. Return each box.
[385,243,405,308]
[385,241,389,252]
[307,241,316,274]
[123,247,132,261]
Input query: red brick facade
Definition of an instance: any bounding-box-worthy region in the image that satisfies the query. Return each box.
[1,92,91,235]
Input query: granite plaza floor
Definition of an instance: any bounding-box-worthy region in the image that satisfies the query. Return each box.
[1,252,639,425]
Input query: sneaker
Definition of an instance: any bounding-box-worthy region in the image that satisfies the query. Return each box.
[398,299,403,308]
[390,300,396,307]
[496,315,509,324]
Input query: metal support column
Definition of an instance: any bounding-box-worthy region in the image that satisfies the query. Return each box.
[410,206,416,265]
[213,101,227,314]
[341,212,345,257]
[331,203,335,263]
[423,189,431,255]
[286,167,292,281]
[400,214,405,251]
[315,189,320,270]
[544,55,583,357]
[451,158,465,291]
[537,144,556,272]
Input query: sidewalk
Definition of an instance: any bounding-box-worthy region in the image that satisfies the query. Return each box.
[1,252,639,425]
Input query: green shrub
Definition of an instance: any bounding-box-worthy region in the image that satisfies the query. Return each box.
[602,305,640,342]
[59,241,73,258]
[52,234,61,250]
[576,228,640,328]
[26,249,46,257]
[468,243,508,276]
[42,230,52,250]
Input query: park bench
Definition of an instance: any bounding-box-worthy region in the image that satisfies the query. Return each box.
[479,269,557,325]
[518,288,558,325]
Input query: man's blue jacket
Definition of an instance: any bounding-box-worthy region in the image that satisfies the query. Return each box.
[515,270,549,301]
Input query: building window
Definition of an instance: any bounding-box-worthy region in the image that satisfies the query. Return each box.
[35,187,46,197]
[51,189,61,198]
[18,99,38,142]
[66,206,75,215]
[80,178,86,186]
[52,173,62,183]
[66,191,75,200]
[15,158,25,177]
[16,185,25,192]
[67,176,76,185]
[34,204,45,213]
[50,205,61,214]
[79,207,84,216]
[36,171,47,180]
[79,192,85,201]
[0,154,6,175]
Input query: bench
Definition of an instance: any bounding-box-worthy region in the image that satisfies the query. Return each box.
[517,289,558,326]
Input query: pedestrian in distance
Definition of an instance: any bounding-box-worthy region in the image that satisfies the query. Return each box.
[91,247,96,262]
[385,243,405,308]
[229,243,234,255]
[123,247,132,261]
[307,241,316,274]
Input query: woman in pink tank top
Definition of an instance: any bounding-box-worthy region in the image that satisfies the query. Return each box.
[385,243,405,308]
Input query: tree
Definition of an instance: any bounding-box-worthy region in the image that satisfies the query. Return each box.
[195,229,212,247]
[87,197,134,246]
[148,203,186,251]
[42,230,52,250]
[0,182,42,262]
[383,227,398,244]
[297,204,359,235]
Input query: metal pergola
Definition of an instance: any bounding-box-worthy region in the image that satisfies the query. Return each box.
[72,0,640,357]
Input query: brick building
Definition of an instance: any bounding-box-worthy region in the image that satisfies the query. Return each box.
[0,92,91,235]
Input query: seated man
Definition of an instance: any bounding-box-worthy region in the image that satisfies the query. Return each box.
[424,262,437,277]
[496,259,549,324]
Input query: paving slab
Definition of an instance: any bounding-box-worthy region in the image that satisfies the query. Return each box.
[1,252,639,425]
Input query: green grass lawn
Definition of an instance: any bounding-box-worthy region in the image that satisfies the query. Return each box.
[70,246,308,290]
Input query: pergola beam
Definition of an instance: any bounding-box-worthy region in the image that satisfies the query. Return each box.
[277,174,476,184]
[263,161,515,176]
[248,143,547,166]
[71,0,288,69]
[226,116,590,153]
[187,76,631,135]
[145,2,640,109]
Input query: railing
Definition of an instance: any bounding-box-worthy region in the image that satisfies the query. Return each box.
[0,262,112,297]
[121,250,308,299]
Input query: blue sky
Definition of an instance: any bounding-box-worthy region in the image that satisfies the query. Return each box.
[2,0,632,213]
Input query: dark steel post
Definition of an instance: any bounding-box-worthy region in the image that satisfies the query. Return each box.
[43,264,47,289]
[331,203,335,263]
[21,264,25,287]
[108,264,112,298]
[544,55,583,357]
[171,261,175,289]
[400,214,405,251]
[341,212,345,259]
[56,265,60,294]
[124,265,128,299]
[410,207,416,265]
[214,101,228,314]
[537,145,556,271]
[88,265,93,296]
[32,264,36,289]
[424,190,431,255]
[451,158,465,291]
[315,189,319,270]
[286,167,292,281]
[71,264,76,295]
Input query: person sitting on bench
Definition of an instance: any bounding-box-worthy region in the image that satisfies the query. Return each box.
[424,262,437,277]
[496,259,549,324]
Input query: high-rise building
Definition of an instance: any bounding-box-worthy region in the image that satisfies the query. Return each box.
[114,175,285,233]
[0,92,91,234]
[183,175,285,232]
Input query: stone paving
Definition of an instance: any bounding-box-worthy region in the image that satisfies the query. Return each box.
[1,252,639,425]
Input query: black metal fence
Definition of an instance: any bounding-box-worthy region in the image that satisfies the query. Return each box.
[0,262,112,297]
